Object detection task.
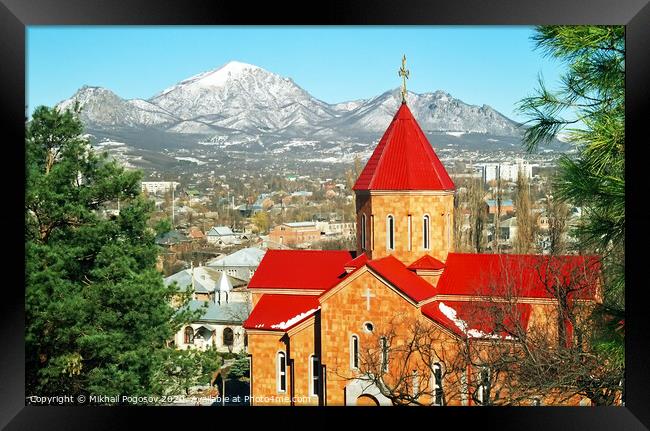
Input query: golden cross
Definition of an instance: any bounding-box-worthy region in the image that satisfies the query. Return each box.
[398,54,410,104]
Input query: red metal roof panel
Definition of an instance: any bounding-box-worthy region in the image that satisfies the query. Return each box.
[366,255,437,302]
[436,253,601,300]
[243,294,320,331]
[247,249,354,290]
[353,103,455,191]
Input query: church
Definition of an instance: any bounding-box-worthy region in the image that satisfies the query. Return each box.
[243,64,602,406]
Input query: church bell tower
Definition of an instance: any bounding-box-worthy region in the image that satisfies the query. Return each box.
[352,56,456,265]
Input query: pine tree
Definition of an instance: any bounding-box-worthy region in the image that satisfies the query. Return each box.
[517,25,625,393]
[25,104,190,399]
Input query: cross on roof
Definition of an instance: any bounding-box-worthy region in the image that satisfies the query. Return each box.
[398,54,410,104]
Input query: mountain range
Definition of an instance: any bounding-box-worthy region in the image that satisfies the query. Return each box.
[54,61,561,170]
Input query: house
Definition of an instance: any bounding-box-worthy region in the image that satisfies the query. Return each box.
[206,226,242,246]
[485,199,515,215]
[268,222,321,248]
[243,101,602,406]
[206,247,266,282]
[155,230,190,247]
[165,265,251,353]
[499,216,518,246]
[188,227,205,241]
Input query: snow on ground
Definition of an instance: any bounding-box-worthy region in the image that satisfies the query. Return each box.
[445,131,466,137]
[175,156,207,165]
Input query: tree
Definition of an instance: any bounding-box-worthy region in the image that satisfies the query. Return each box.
[467,178,488,253]
[514,168,537,253]
[25,105,192,400]
[517,25,624,389]
[252,211,270,234]
[470,256,623,405]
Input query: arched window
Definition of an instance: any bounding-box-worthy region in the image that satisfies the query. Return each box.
[423,215,430,249]
[407,214,412,251]
[380,337,389,373]
[432,362,443,406]
[310,355,320,397]
[446,212,451,251]
[350,335,360,370]
[360,214,367,250]
[223,327,234,347]
[277,352,287,393]
[184,326,194,344]
[386,215,395,250]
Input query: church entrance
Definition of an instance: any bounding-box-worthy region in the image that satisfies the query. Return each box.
[344,379,392,406]
[356,394,380,406]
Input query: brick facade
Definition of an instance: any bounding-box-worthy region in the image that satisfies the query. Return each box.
[356,192,454,265]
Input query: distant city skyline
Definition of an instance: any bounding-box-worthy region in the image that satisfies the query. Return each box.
[27,26,567,122]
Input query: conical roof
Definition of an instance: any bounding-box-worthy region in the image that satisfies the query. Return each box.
[353,103,455,191]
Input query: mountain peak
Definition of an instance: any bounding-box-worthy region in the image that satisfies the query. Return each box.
[180,60,263,88]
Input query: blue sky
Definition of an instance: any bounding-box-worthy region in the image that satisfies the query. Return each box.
[27,26,567,122]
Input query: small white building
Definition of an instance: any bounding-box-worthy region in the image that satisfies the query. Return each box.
[206,247,266,281]
[166,266,251,353]
[141,181,180,194]
[206,226,241,246]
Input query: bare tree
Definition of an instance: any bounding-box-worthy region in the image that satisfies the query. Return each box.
[467,256,623,406]
[514,167,537,253]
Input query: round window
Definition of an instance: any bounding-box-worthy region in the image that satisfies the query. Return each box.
[363,322,374,333]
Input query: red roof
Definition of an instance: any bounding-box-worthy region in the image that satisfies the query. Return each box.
[366,255,437,302]
[243,294,319,331]
[344,253,368,270]
[436,253,601,300]
[247,249,354,291]
[408,254,446,271]
[421,300,532,339]
[353,103,455,191]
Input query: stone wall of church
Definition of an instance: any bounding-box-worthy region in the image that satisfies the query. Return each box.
[248,332,289,406]
[285,321,319,406]
[319,269,424,405]
[248,321,318,406]
[355,192,455,265]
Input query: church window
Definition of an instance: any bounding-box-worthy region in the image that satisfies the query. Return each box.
[277,352,287,393]
[386,215,395,250]
[380,337,389,373]
[446,213,451,251]
[363,322,374,333]
[423,215,430,250]
[223,327,234,347]
[361,214,367,250]
[432,362,443,405]
[184,326,194,344]
[350,335,360,369]
[310,355,320,397]
[408,215,412,251]
[370,215,375,250]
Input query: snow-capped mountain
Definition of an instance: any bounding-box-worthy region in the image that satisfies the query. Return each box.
[330,89,520,137]
[54,60,534,163]
[149,61,338,133]
[57,86,177,128]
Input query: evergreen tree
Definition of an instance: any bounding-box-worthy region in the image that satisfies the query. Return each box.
[517,25,625,392]
[25,105,190,400]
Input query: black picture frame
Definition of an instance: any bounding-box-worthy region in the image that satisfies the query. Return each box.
[2,0,648,428]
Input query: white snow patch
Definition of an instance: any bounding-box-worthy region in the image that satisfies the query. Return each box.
[445,131,466,137]
[438,302,515,340]
[174,157,206,165]
[270,307,320,330]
